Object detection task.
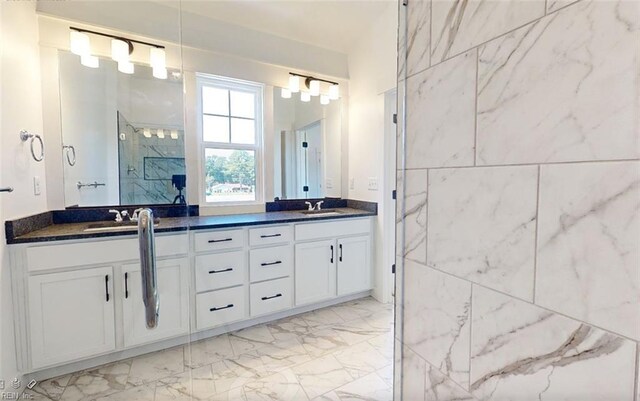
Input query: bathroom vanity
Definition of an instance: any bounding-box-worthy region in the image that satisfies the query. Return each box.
[7,209,374,378]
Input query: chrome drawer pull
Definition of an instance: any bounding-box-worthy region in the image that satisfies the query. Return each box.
[261,293,282,301]
[260,261,282,267]
[260,233,282,238]
[209,267,233,274]
[208,238,233,243]
[210,304,234,312]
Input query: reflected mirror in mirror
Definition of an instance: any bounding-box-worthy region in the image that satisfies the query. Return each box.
[58,50,185,207]
[273,87,341,200]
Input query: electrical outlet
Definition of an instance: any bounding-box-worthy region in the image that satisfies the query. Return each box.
[33,176,41,195]
[368,177,378,191]
[349,178,355,190]
[326,178,333,189]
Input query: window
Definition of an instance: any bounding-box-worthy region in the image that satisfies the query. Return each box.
[197,75,263,204]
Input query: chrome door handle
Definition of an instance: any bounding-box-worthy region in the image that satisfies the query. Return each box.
[0,187,13,193]
[138,209,159,329]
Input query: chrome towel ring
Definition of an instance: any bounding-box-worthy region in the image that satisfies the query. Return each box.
[63,145,76,166]
[20,130,44,162]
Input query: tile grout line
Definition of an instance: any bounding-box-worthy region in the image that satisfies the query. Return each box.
[473,48,479,167]
[418,262,640,343]
[532,165,541,304]
[467,284,474,393]
[404,157,640,171]
[634,345,639,401]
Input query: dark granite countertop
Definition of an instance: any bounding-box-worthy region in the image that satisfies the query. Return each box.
[7,208,376,244]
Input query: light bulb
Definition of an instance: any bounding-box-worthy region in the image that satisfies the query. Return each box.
[309,80,320,96]
[70,31,90,56]
[300,92,311,102]
[150,47,166,69]
[320,95,330,105]
[170,130,179,139]
[329,84,340,100]
[80,54,99,68]
[153,66,167,79]
[118,60,134,74]
[111,39,129,62]
[281,88,292,99]
[156,129,165,139]
[143,128,152,138]
[289,75,300,93]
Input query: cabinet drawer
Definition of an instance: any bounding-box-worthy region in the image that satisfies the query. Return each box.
[194,229,244,253]
[295,218,371,241]
[249,245,293,283]
[250,277,292,317]
[195,251,245,292]
[196,286,246,330]
[249,225,292,246]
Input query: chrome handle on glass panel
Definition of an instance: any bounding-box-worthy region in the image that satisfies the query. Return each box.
[138,208,159,329]
[20,130,44,162]
[63,145,76,166]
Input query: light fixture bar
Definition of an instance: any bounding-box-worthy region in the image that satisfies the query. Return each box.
[70,27,165,51]
[288,72,338,86]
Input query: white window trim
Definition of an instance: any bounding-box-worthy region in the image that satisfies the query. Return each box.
[196,74,265,206]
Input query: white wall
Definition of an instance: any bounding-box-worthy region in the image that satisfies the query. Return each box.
[0,0,47,388]
[346,1,398,302]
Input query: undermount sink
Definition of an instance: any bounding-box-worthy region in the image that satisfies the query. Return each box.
[299,209,343,217]
[83,221,159,232]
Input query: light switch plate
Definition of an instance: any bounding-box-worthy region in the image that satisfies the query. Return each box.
[326,178,333,189]
[368,177,378,191]
[349,178,355,190]
[33,176,41,195]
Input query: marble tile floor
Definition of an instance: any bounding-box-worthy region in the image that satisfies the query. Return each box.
[24,297,394,401]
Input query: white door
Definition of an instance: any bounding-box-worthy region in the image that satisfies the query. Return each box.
[294,240,336,305]
[28,266,116,368]
[337,236,372,296]
[122,258,189,348]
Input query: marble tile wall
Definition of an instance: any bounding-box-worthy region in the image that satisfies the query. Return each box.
[397,0,640,399]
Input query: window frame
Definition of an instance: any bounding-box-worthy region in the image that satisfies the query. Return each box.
[196,74,264,206]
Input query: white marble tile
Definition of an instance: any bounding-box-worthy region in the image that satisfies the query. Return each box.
[375,364,393,385]
[431,0,544,63]
[406,0,431,76]
[477,0,640,165]
[301,307,346,328]
[404,261,472,388]
[154,365,216,401]
[333,342,389,379]
[127,347,185,386]
[334,371,393,401]
[427,166,538,299]
[238,369,309,401]
[256,337,314,372]
[470,286,637,400]
[333,318,388,346]
[406,50,476,169]
[267,316,315,342]
[546,0,579,13]
[424,362,476,401]
[30,374,71,400]
[93,384,155,401]
[229,324,276,356]
[536,161,640,340]
[292,354,354,399]
[299,325,350,358]
[185,334,235,368]
[401,345,426,401]
[368,332,394,361]
[61,361,131,401]
[398,169,427,264]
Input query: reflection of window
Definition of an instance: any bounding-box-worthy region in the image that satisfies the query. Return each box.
[197,75,263,204]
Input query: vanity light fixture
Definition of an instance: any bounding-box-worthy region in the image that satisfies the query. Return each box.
[69,27,167,79]
[156,129,165,139]
[170,130,179,139]
[143,128,152,138]
[285,72,339,104]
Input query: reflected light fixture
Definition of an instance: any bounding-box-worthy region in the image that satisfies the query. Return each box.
[153,66,167,79]
[70,31,90,56]
[111,38,129,62]
[143,128,152,138]
[80,54,99,68]
[156,129,165,139]
[320,95,330,105]
[289,75,300,93]
[281,88,292,99]
[170,130,179,139]
[309,79,320,96]
[300,92,311,102]
[150,47,166,69]
[118,60,134,74]
[329,84,340,100]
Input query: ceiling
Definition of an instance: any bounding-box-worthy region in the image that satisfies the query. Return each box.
[177,0,393,54]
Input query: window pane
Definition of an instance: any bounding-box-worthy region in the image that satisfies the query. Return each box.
[230,90,255,118]
[202,86,229,115]
[231,118,255,145]
[204,148,256,203]
[203,115,230,142]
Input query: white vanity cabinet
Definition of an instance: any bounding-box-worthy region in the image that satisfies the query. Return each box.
[121,258,190,348]
[337,236,371,295]
[28,266,116,369]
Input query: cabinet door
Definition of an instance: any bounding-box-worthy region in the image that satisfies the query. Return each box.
[29,266,116,368]
[337,236,371,296]
[122,258,190,348]
[294,240,336,305]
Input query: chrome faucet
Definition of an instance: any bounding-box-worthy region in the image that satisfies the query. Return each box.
[131,208,145,222]
[314,201,324,211]
[109,210,123,223]
[305,201,314,211]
